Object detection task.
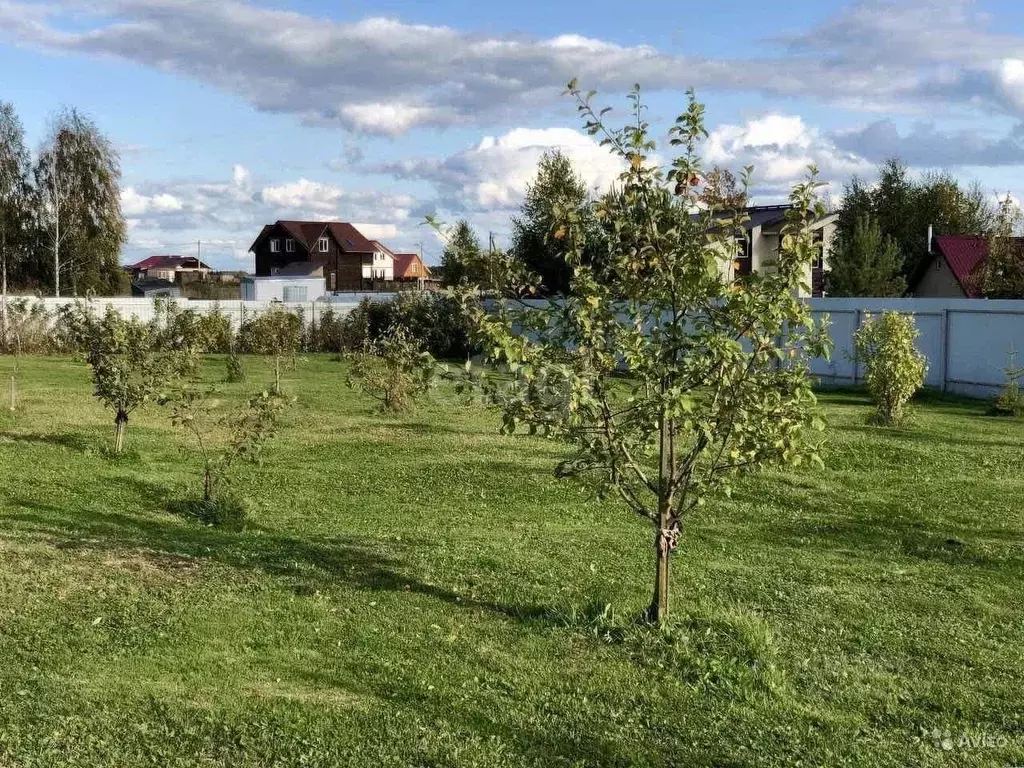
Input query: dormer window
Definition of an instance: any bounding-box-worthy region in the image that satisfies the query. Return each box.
[270,238,280,253]
[318,237,329,253]
[286,238,295,253]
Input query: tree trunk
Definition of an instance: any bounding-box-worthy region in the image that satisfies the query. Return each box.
[203,467,214,502]
[274,356,281,394]
[647,407,674,624]
[1,252,7,352]
[113,409,127,454]
[53,217,60,298]
[7,375,15,413]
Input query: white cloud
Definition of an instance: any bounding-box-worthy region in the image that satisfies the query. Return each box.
[3,0,1024,135]
[703,114,872,198]
[378,126,624,212]
[120,187,184,216]
[260,179,343,214]
[352,222,400,240]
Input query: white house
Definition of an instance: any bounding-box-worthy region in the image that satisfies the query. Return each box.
[240,262,327,302]
[368,240,395,281]
[715,205,837,298]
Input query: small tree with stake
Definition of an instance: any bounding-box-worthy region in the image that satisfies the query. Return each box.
[83,306,178,455]
[161,384,290,528]
[451,82,832,624]
[238,304,302,394]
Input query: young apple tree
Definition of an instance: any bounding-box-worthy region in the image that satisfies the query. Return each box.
[82,306,179,454]
[454,83,832,624]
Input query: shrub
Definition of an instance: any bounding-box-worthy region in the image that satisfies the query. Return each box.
[991,351,1023,417]
[1,298,55,354]
[853,312,927,426]
[176,493,248,531]
[308,306,348,353]
[225,352,245,383]
[337,292,476,359]
[347,326,439,412]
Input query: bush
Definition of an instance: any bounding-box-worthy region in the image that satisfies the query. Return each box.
[854,312,927,426]
[225,353,245,383]
[336,292,476,360]
[178,493,248,531]
[308,306,348,353]
[991,352,1023,416]
[347,327,439,412]
[1,299,55,354]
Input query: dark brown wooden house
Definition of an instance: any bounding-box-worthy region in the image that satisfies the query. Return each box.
[248,221,378,291]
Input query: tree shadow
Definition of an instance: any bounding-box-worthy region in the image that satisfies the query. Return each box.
[0,430,93,452]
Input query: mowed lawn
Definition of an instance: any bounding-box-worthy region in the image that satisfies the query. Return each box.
[0,355,1022,767]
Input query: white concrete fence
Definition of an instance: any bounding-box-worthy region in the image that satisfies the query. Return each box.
[808,298,1024,398]
[5,293,396,332]
[5,294,1023,399]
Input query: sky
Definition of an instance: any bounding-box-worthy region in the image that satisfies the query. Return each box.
[1,0,1024,270]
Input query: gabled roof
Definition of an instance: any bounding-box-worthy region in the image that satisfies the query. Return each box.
[393,253,429,277]
[371,240,396,257]
[934,236,988,298]
[128,255,212,271]
[249,221,377,253]
[703,204,836,233]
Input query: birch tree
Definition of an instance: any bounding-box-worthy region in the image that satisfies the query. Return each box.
[0,102,31,347]
[34,108,125,297]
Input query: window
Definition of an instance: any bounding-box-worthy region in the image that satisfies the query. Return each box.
[286,238,295,253]
[283,285,308,302]
[812,230,824,270]
[318,237,329,253]
[411,263,418,275]
[733,235,752,276]
[270,267,280,276]
[270,238,280,253]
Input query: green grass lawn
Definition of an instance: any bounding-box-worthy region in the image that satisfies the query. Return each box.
[0,355,1022,767]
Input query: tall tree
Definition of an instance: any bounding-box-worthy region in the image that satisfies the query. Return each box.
[0,101,32,345]
[510,149,601,295]
[440,219,481,288]
[980,195,1024,299]
[826,215,905,297]
[836,159,995,283]
[454,84,831,624]
[34,108,125,297]
[697,165,747,211]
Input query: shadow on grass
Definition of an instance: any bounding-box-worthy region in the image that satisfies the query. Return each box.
[0,430,93,452]
[1,491,561,625]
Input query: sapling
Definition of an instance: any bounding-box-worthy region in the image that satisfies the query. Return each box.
[161,383,290,527]
[443,82,832,624]
[82,306,180,454]
[238,304,302,394]
[346,326,440,412]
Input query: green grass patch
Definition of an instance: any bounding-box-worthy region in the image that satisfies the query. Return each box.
[0,355,1022,766]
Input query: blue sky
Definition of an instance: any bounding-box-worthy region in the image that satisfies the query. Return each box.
[1,0,1023,269]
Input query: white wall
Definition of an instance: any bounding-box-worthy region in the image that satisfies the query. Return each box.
[240,276,326,302]
[6,293,396,332]
[807,297,1024,397]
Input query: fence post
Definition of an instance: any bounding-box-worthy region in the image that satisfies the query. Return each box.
[941,308,950,393]
[852,308,861,385]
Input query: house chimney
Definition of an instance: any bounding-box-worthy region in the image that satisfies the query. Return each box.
[927,225,934,254]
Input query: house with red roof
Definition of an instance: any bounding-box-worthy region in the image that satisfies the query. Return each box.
[393,251,430,282]
[125,254,212,283]
[910,235,1024,298]
[248,221,394,291]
